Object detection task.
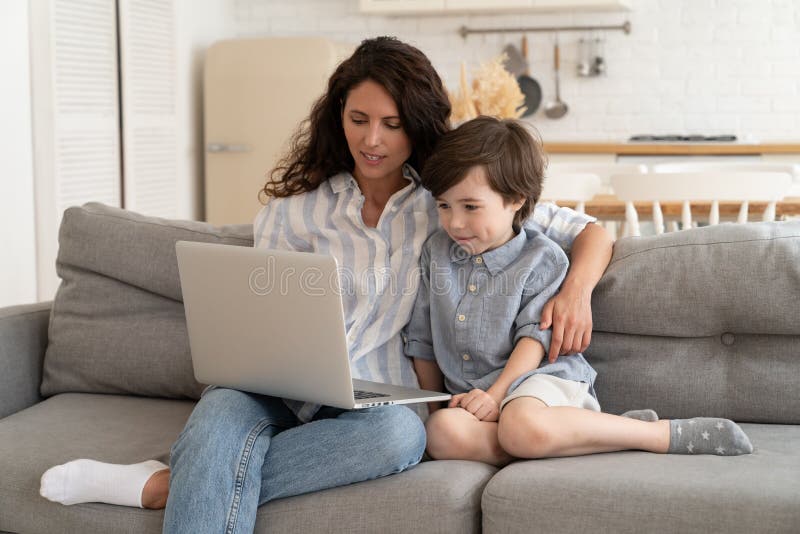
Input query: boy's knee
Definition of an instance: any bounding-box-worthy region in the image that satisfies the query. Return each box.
[498,402,553,458]
[425,409,471,460]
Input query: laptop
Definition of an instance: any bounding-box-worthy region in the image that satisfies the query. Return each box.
[175,241,451,410]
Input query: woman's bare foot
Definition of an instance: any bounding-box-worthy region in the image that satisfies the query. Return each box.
[141,468,170,509]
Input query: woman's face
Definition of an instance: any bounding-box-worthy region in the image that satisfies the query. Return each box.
[342,79,412,188]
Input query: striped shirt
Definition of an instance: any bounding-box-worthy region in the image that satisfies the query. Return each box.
[253,165,595,421]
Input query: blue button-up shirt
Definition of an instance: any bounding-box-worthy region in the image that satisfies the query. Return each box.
[405,226,597,398]
[253,164,596,421]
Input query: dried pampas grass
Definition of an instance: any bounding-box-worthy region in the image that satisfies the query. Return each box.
[447,54,526,124]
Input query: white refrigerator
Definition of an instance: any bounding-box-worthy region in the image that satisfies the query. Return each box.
[204,37,353,224]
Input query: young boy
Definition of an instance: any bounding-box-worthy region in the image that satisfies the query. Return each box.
[405,116,752,466]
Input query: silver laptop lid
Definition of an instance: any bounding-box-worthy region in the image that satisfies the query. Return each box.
[176,241,357,408]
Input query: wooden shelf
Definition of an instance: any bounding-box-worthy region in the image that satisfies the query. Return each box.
[359,0,630,15]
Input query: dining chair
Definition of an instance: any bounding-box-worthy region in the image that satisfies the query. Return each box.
[540,172,603,214]
[651,161,800,197]
[544,164,647,238]
[610,171,793,237]
[651,161,800,176]
[546,162,648,194]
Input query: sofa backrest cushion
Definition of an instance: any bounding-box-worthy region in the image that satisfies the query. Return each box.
[41,203,254,399]
[586,221,800,424]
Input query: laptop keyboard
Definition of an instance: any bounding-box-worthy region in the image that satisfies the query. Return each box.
[354,389,389,400]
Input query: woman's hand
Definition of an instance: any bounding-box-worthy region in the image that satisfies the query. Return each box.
[540,279,593,363]
[449,389,500,422]
[540,222,612,363]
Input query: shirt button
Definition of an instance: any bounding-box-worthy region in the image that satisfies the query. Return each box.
[462,354,471,361]
[474,257,483,264]
[468,284,477,293]
[457,314,466,322]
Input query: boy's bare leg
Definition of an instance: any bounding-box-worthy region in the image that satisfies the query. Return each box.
[141,468,170,509]
[498,397,672,458]
[425,408,514,467]
[499,398,752,458]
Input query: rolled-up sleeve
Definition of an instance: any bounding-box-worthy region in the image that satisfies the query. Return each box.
[513,250,569,351]
[404,244,435,361]
[525,202,596,253]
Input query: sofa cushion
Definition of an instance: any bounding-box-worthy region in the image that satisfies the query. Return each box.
[0,393,495,534]
[586,221,800,423]
[254,460,494,534]
[0,393,194,534]
[41,203,253,399]
[482,423,800,534]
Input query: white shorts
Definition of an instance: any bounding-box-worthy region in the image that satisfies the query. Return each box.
[500,374,601,412]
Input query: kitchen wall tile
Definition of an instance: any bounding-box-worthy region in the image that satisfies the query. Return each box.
[772,98,800,113]
[741,113,796,131]
[230,0,800,140]
[742,78,795,96]
[716,96,770,113]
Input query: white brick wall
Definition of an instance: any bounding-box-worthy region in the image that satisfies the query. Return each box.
[228,0,800,141]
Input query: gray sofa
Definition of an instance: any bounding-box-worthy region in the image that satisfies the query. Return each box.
[1,202,798,534]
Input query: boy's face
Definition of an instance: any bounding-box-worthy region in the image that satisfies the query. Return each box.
[435,166,524,256]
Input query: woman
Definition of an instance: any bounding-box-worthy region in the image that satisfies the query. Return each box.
[40,36,612,533]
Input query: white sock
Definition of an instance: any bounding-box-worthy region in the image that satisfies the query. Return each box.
[40,459,168,507]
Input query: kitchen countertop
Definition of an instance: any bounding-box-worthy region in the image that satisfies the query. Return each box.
[543,142,800,155]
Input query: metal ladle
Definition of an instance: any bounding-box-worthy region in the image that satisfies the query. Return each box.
[544,35,568,119]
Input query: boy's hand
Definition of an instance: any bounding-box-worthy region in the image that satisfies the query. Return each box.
[540,281,593,363]
[449,389,500,422]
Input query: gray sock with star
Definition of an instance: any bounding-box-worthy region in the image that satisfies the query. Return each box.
[668,418,753,455]
[621,409,659,422]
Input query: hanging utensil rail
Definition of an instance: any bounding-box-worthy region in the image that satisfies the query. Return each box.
[458,20,631,39]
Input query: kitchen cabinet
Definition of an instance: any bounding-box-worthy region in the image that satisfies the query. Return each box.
[359,0,445,14]
[358,0,631,15]
[532,0,632,11]
[446,0,532,11]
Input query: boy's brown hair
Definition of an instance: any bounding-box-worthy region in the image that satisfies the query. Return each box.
[420,116,547,228]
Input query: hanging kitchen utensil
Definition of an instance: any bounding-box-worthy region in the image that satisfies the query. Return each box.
[577,37,591,77]
[502,43,526,77]
[592,36,606,76]
[517,35,541,117]
[544,35,568,119]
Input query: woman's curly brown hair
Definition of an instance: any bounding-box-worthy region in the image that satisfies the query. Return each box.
[260,36,451,200]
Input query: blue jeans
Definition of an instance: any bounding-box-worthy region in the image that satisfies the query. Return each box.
[162,388,426,534]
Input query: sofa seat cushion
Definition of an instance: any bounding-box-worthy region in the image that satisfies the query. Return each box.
[0,393,194,534]
[481,423,800,534]
[253,460,495,534]
[0,393,495,534]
